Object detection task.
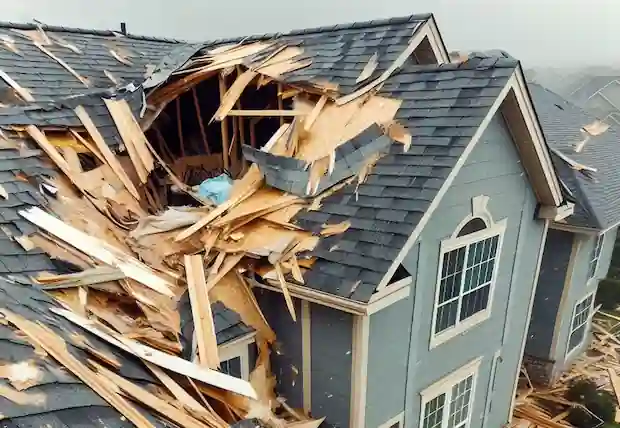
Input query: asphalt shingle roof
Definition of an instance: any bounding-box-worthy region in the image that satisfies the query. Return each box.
[294,53,519,302]
[0,22,180,103]
[530,83,620,230]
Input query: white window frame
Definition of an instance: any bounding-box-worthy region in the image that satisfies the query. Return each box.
[378,411,404,428]
[565,292,595,360]
[217,332,256,380]
[419,357,482,428]
[430,205,507,349]
[587,233,605,281]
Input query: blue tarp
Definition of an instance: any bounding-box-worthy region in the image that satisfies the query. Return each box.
[196,174,233,205]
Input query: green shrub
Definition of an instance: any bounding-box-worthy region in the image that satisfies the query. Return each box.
[595,278,620,310]
[566,379,617,427]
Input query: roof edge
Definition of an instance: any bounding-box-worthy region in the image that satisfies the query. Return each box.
[206,13,433,45]
[0,20,182,44]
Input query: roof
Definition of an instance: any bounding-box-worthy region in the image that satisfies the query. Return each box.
[0,21,181,102]
[0,276,166,426]
[529,83,620,230]
[294,53,519,301]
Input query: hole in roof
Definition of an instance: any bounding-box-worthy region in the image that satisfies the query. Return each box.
[555,103,564,110]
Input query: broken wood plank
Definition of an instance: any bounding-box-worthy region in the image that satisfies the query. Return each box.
[192,87,210,155]
[74,106,140,199]
[275,263,296,321]
[355,52,378,84]
[2,310,156,428]
[91,362,218,428]
[213,69,257,121]
[218,73,231,170]
[206,252,244,292]
[145,363,208,414]
[303,95,328,132]
[227,109,306,117]
[51,308,258,399]
[184,254,220,369]
[104,99,155,183]
[36,267,126,289]
[20,207,175,296]
[35,43,89,86]
[0,69,35,102]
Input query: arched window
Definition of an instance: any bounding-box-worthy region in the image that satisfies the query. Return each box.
[456,218,487,237]
[430,196,507,348]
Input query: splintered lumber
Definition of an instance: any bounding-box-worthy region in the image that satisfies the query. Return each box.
[218,74,231,170]
[92,362,221,428]
[75,105,140,199]
[185,254,220,369]
[145,363,208,414]
[213,69,257,121]
[36,267,126,288]
[303,95,328,132]
[35,43,89,86]
[0,69,35,102]
[356,52,378,83]
[20,207,175,297]
[175,165,263,241]
[52,308,258,399]
[104,98,155,183]
[275,263,296,321]
[206,253,244,291]
[1,310,156,428]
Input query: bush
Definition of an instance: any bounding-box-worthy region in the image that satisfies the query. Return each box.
[566,379,617,427]
[595,278,620,311]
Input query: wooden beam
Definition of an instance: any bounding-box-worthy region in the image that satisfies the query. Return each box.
[0,69,34,102]
[176,97,185,157]
[191,87,210,155]
[218,74,230,170]
[213,69,257,121]
[184,254,220,369]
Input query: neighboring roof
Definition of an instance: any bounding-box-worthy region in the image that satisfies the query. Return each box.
[295,53,519,301]
[0,277,166,426]
[529,83,620,230]
[0,21,181,102]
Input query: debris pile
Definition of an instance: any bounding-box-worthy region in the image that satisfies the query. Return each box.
[0,37,411,427]
[512,311,620,427]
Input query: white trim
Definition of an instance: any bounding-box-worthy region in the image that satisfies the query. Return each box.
[371,276,412,300]
[378,411,404,428]
[376,71,563,291]
[565,291,595,361]
[550,221,599,235]
[587,232,605,281]
[367,284,410,315]
[429,199,507,349]
[483,350,502,427]
[419,357,482,428]
[538,203,575,221]
[301,300,312,413]
[426,16,450,64]
[350,314,370,428]
[218,332,255,381]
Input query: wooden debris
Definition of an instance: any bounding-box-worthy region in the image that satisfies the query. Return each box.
[214,69,257,121]
[0,69,34,102]
[356,52,378,83]
[185,254,220,369]
[35,43,90,86]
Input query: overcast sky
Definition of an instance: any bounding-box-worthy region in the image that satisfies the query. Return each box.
[1,0,618,68]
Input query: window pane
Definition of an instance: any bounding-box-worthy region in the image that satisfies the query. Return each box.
[221,356,242,378]
[423,394,446,428]
[569,324,586,352]
[439,271,462,304]
[448,375,474,428]
[460,284,490,320]
[436,300,458,333]
[457,218,487,237]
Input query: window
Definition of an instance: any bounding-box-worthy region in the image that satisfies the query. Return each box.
[220,356,243,378]
[420,359,481,428]
[566,293,594,356]
[587,234,605,280]
[378,412,404,428]
[432,217,505,346]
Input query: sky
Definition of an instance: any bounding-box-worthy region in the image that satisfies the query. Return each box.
[1,0,619,68]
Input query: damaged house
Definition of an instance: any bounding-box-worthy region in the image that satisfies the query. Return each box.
[523,83,620,386]
[0,13,582,428]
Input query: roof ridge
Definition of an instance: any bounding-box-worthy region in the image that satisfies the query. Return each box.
[0,20,182,44]
[207,13,432,45]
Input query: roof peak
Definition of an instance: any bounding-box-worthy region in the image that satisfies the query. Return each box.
[0,20,182,44]
[207,13,433,45]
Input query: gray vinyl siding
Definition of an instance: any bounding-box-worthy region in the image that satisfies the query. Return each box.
[552,227,618,370]
[310,304,353,428]
[391,114,547,428]
[254,288,304,408]
[525,229,574,360]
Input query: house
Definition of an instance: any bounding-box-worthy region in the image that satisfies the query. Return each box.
[0,13,572,428]
[523,84,620,386]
